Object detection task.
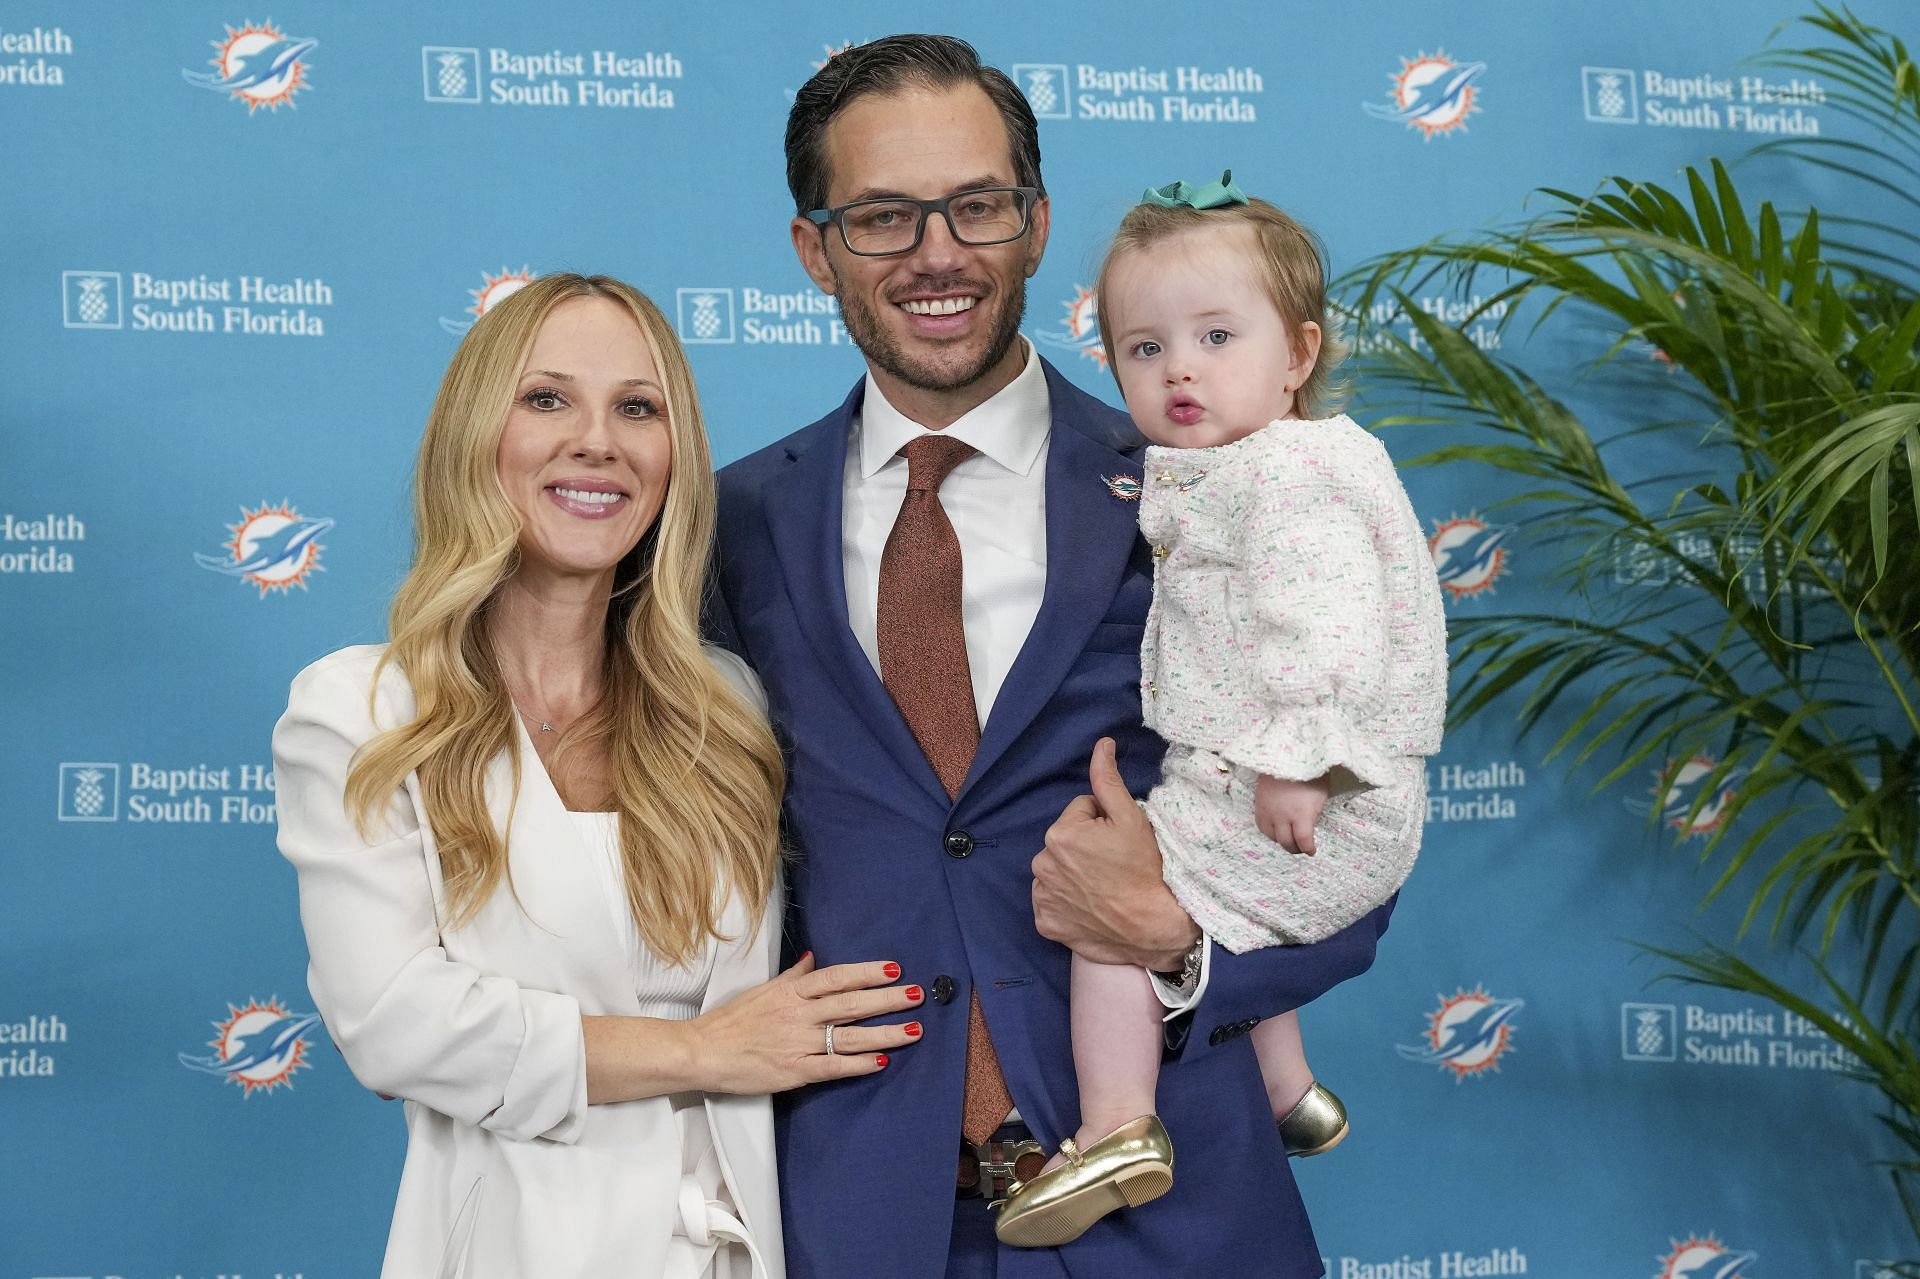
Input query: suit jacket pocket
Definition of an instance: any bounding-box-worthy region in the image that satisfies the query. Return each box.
[1084,621,1146,654]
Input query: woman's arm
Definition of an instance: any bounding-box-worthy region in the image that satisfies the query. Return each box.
[279,652,922,1120]
[275,651,590,1142]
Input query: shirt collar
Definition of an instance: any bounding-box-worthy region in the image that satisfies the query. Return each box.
[855,338,1051,479]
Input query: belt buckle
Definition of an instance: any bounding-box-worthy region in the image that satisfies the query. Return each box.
[960,1133,1046,1200]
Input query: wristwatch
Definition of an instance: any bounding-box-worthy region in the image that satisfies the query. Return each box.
[1152,933,1204,991]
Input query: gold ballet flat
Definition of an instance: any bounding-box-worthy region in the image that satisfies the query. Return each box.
[991,1114,1174,1248]
[1278,1082,1348,1157]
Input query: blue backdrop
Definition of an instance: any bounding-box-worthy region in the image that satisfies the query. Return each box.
[2,3,1907,1276]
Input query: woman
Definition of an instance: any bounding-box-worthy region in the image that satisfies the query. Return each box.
[273,274,922,1278]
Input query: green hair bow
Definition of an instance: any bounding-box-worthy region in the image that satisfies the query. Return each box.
[1139,169,1249,209]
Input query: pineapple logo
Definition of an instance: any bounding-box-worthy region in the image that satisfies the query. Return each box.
[61,269,124,329]
[1012,64,1072,120]
[1620,1002,1678,1062]
[1582,66,1640,124]
[422,46,481,104]
[58,762,121,822]
[441,266,536,335]
[675,287,735,344]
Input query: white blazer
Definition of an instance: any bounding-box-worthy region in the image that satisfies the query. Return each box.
[273,644,784,1279]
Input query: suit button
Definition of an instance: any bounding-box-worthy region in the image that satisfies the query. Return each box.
[943,829,974,859]
[930,975,956,1004]
[1209,1025,1228,1047]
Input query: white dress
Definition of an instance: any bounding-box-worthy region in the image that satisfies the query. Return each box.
[574,810,765,1279]
[273,644,784,1279]
[1137,418,1448,952]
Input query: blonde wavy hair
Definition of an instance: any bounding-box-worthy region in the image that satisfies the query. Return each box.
[1095,197,1350,419]
[344,273,783,965]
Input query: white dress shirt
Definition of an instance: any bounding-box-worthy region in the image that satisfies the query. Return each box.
[842,339,1051,725]
[839,342,1209,1018]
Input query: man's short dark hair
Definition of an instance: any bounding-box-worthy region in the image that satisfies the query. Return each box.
[784,34,1044,215]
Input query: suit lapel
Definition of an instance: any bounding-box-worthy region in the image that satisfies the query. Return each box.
[966,375,1143,799]
[760,390,952,809]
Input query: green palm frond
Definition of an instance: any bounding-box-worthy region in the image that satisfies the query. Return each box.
[1339,4,1920,1255]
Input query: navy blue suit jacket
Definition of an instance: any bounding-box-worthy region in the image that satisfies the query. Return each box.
[712,357,1392,1279]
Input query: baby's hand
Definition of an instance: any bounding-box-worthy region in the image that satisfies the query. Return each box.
[1254,773,1331,854]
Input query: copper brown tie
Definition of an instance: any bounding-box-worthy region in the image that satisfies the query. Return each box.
[875,434,1013,1146]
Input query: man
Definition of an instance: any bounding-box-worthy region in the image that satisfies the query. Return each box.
[711,34,1392,1278]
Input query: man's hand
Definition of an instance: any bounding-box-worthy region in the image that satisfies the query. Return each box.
[1032,737,1199,969]
[1254,773,1330,854]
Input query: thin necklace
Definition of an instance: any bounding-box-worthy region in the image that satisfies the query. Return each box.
[514,705,557,734]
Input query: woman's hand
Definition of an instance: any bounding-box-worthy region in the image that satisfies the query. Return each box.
[687,953,924,1094]
[1255,773,1331,854]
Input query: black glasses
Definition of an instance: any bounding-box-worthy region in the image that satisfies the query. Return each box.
[806,186,1040,257]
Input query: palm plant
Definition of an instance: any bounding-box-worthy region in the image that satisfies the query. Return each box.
[1342,5,1920,1258]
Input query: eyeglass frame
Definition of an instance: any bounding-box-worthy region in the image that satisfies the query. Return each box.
[804,186,1043,257]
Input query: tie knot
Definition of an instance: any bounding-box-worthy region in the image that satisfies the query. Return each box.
[900,435,977,493]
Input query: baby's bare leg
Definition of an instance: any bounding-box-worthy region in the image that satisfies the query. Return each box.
[1056,952,1164,1168]
[1250,1009,1316,1118]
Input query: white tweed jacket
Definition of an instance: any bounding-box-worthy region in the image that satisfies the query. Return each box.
[1138,415,1447,787]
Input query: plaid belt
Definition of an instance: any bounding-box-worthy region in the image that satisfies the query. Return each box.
[956,1121,1047,1200]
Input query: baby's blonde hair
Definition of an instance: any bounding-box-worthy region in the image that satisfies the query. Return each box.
[1095,198,1349,419]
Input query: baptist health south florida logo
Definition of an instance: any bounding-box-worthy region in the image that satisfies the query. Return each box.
[1364,51,1484,138]
[0,24,73,87]
[1013,58,1264,123]
[421,41,680,109]
[1621,998,1865,1072]
[1428,513,1514,602]
[183,20,315,113]
[1655,1235,1756,1279]
[196,501,331,596]
[1581,63,1826,135]
[55,760,276,825]
[180,997,321,1097]
[442,265,536,335]
[1397,987,1522,1080]
[62,268,333,336]
[675,286,848,348]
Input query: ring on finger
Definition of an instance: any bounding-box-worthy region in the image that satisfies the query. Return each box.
[824,1024,838,1056]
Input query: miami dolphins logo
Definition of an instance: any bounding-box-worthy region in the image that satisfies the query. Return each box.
[1397,986,1523,1080]
[1429,513,1514,600]
[1628,755,1745,839]
[441,266,536,335]
[785,40,869,102]
[183,20,317,113]
[195,501,332,596]
[1655,1235,1757,1279]
[1363,50,1484,139]
[1034,285,1107,369]
[179,996,322,1096]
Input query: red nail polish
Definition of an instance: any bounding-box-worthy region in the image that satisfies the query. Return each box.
[799,951,813,964]
[905,1022,922,1038]
[905,985,923,1002]
[883,962,901,979]
[876,1054,889,1068]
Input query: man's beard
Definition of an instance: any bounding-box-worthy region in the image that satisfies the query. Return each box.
[832,269,1028,394]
